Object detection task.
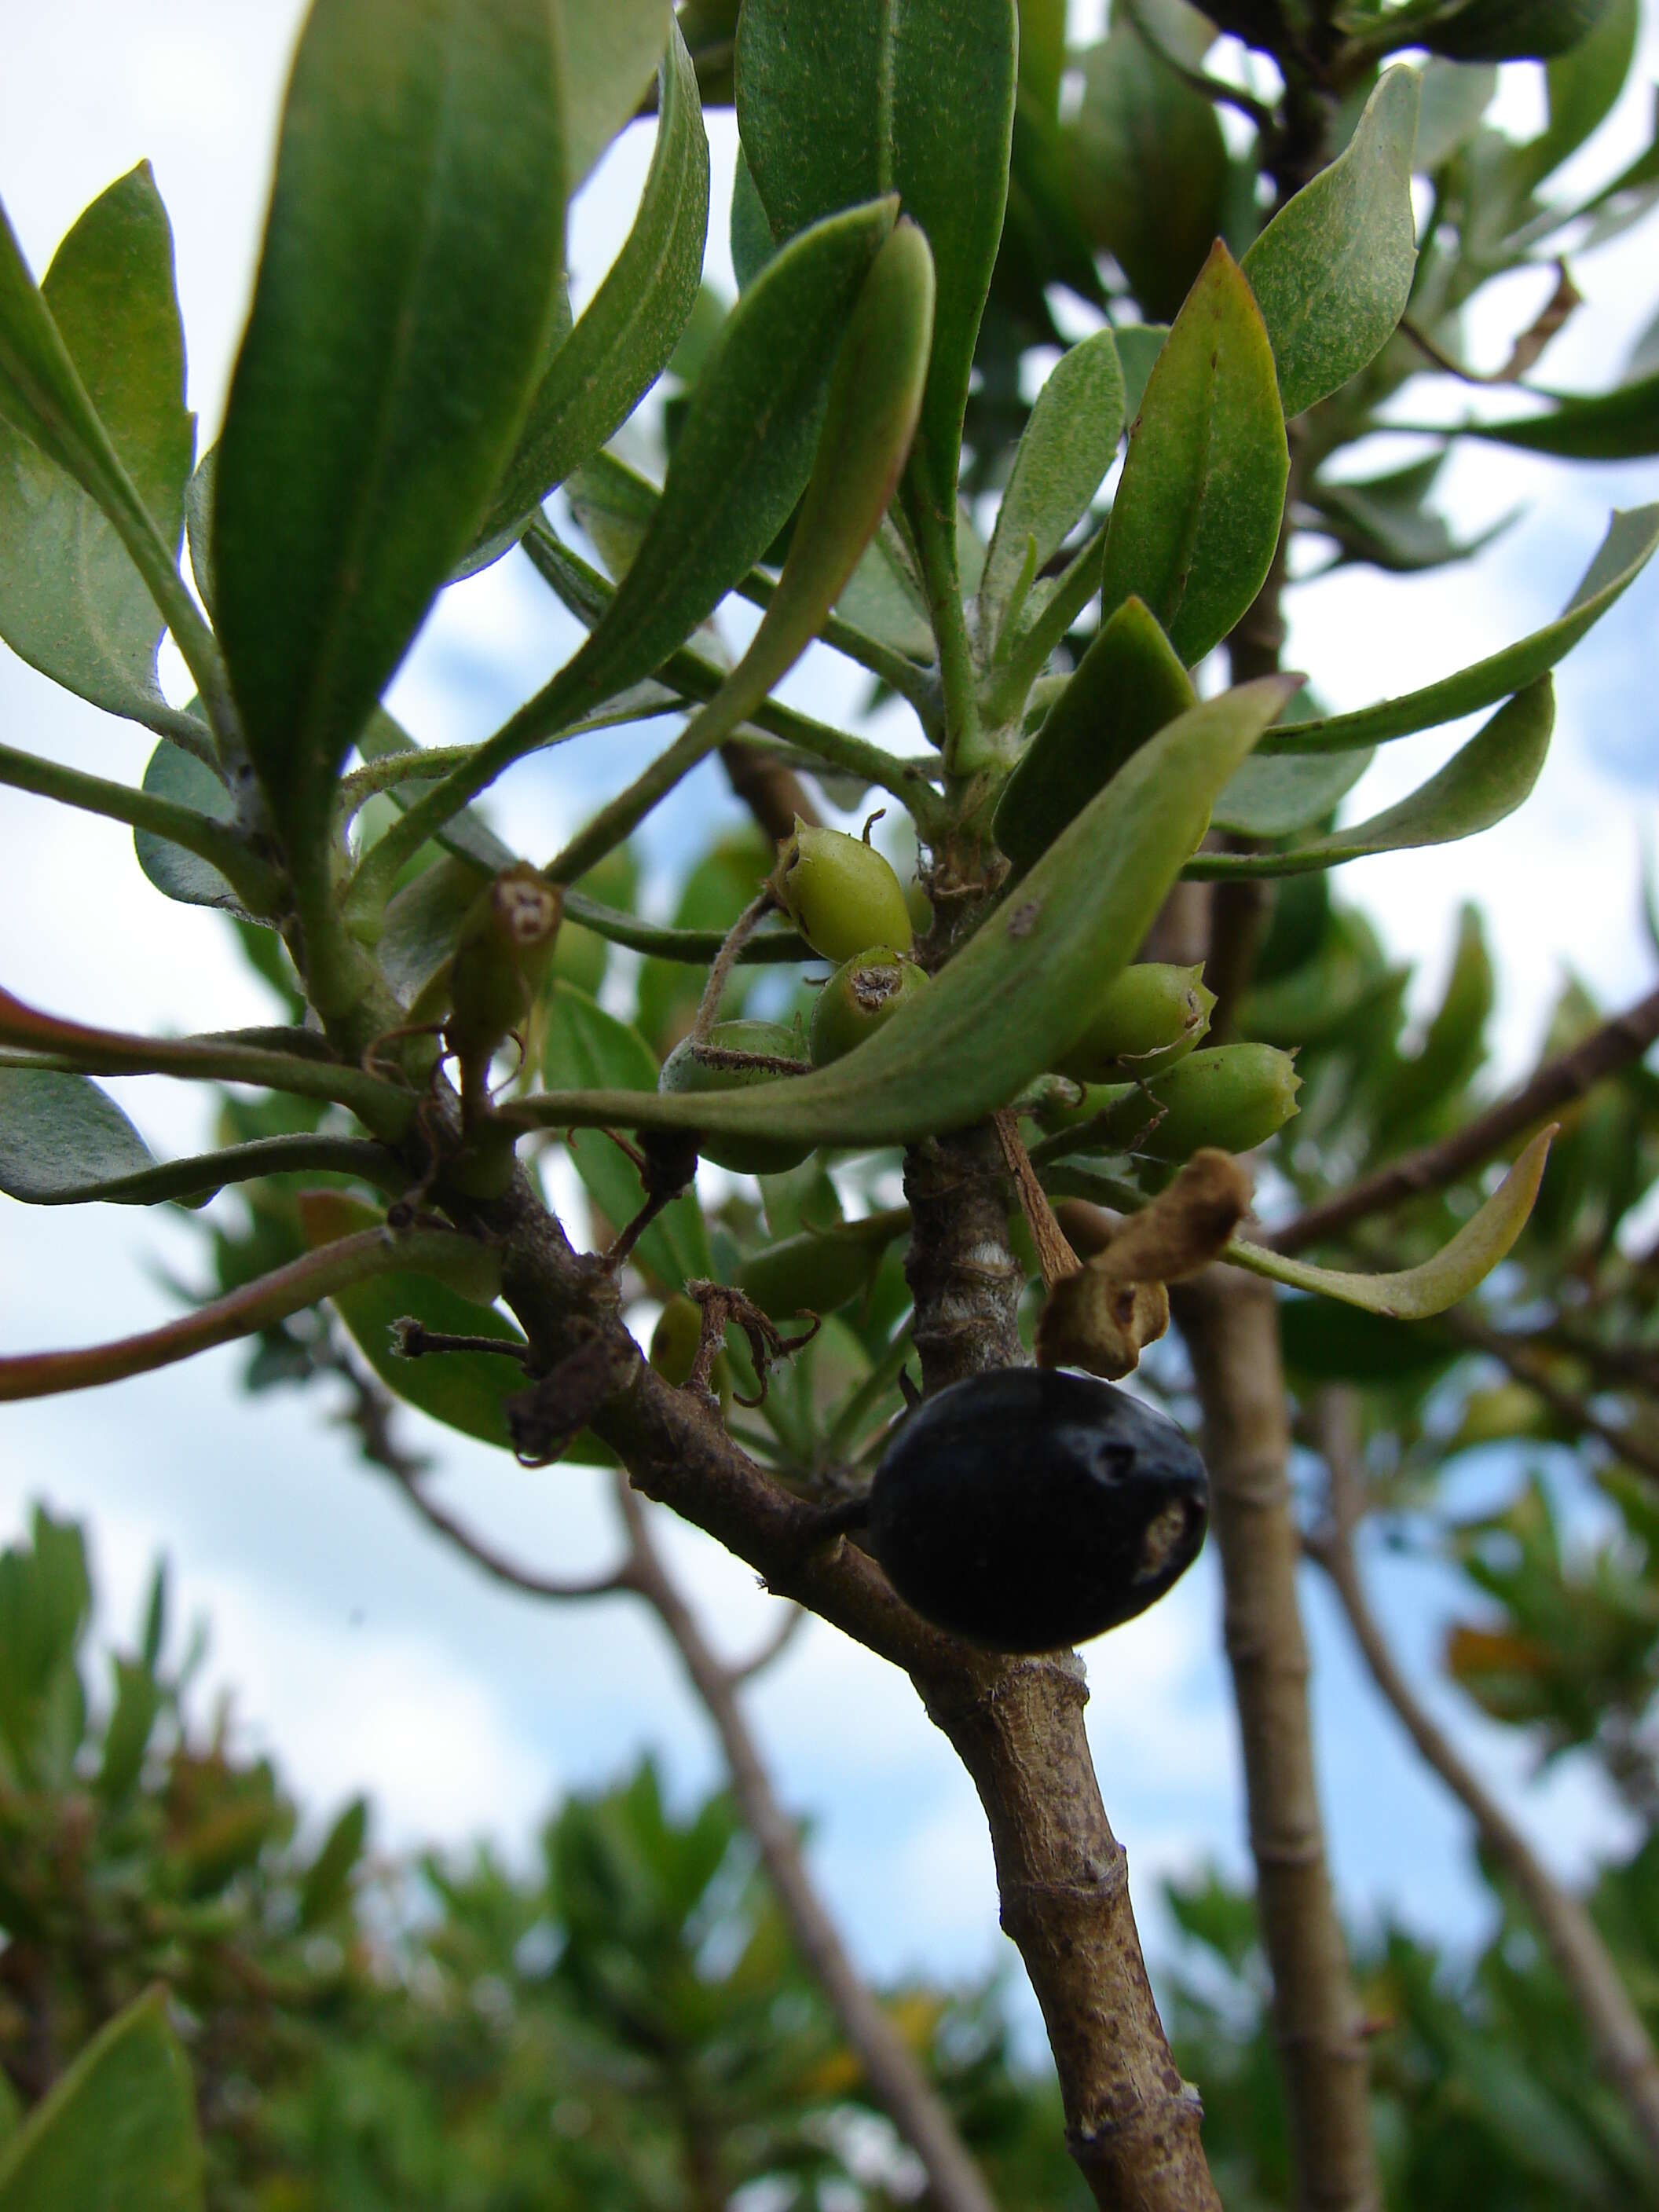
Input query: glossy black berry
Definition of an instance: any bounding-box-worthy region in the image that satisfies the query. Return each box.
[865,1368,1208,1653]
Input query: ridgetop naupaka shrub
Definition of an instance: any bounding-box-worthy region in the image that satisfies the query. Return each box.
[2,0,1657,2204]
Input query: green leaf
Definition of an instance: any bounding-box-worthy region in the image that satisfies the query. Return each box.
[1379,901,1492,1130]
[0,1988,203,2212]
[1309,449,1511,574]
[1064,21,1229,324]
[1420,0,1618,64]
[731,145,778,291]
[531,198,898,731]
[540,211,934,884]
[0,988,413,1135]
[379,853,490,1004]
[298,1796,369,1928]
[1516,0,1638,189]
[0,1068,155,1202]
[1100,242,1288,668]
[1265,507,1659,753]
[0,196,172,574]
[1210,746,1376,838]
[1191,679,1553,877]
[1243,70,1420,423]
[0,1107,398,1208]
[979,330,1124,656]
[836,526,935,659]
[464,22,709,569]
[992,595,1195,871]
[736,0,1018,516]
[1018,0,1067,116]
[1115,324,1169,422]
[542,983,712,1291]
[1227,1127,1555,1317]
[134,739,244,915]
[563,0,672,188]
[98,1657,162,1805]
[1412,60,1498,170]
[297,1191,531,1449]
[1441,366,1659,460]
[0,1512,92,1791]
[1279,1296,1455,1382]
[0,167,193,730]
[213,0,567,844]
[515,676,1298,1149]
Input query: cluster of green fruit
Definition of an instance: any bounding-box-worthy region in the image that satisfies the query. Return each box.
[657,823,1302,1176]
[657,821,929,1172]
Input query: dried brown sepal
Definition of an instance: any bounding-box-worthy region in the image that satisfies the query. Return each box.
[1035,1271,1170,1380]
[683,1280,821,1408]
[992,1108,1079,1291]
[1090,1148,1253,1287]
[1035,1151,1251,1377]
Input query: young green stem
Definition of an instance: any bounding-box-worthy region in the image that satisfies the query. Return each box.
[905,480,984,774]
[980,522,1107,728]
[0,741,281,913]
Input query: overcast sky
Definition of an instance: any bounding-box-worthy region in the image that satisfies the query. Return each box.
[2,2,1657,2042]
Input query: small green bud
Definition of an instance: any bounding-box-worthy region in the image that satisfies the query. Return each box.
[445,864,563,1082]
[809,948,931,1066]
[657,1018,811,1176]
[1136,1044,1302,1162]
[1057,964,1214,1083]
[773,819,914,962]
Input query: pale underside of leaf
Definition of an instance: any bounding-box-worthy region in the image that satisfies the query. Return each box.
[1264,504,1659,753]
[1225,1127,1555,1318]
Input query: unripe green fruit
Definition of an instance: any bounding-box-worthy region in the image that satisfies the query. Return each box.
[773,819,913,962]
[1136,1044,1302,1162]
[650,1294,731,1409]
[809,949,931,1065]
[1057,964,1214,1083]
[658,1018,811,1175]
[736,1229,881,1318]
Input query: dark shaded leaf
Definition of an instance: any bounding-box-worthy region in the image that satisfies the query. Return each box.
[736,0,1017,516]
[465,22,709,569]
[0,1989,203,2212]
[214,0,567,844]
[1064,21,1229,324]
[993,595,1195,870]
[1100,242,1288,667]
[0,1068,154,1203]
[542,983,712,1291]
[134,738,244,915]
